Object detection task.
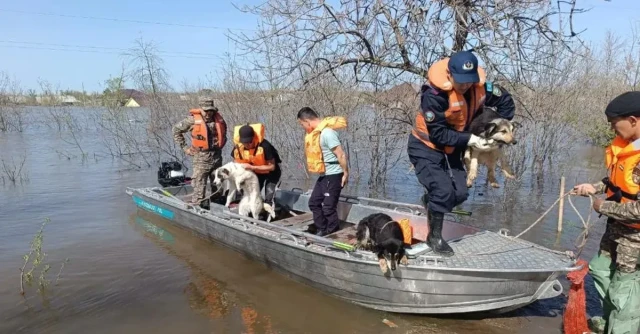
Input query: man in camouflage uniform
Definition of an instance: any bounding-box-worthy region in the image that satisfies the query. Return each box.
[573,91,640,334]
[172,98,227,206]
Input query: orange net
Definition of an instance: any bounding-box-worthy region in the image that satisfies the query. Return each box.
[563,259,590,334]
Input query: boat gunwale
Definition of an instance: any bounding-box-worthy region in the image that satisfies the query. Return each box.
[127,186,582,274]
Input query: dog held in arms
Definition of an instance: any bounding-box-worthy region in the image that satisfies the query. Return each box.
[355,213,409,274]
[464,106,519,188]
[212,162,276,221]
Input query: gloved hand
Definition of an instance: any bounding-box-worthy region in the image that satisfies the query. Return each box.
[467,134,495,150]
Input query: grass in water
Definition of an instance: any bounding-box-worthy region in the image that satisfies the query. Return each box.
[19,218,69,296]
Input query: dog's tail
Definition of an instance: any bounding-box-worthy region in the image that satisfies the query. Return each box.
[263,203,276,221]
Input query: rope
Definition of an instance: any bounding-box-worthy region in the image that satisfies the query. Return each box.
[454,188,595,258]
[188,186,223,206]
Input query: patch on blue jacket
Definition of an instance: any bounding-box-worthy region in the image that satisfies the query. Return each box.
[485,81,493,92]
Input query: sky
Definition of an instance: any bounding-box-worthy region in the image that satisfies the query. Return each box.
[0,0,639,93]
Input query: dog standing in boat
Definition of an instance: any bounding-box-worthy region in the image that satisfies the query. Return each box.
[212,162,276,221]
[355,213,409,274]
[464,106,519,188]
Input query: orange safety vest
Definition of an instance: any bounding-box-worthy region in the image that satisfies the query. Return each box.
[232,123,269,174]
[189,109,226,151]
[603,136,640,229]
[411,58,487,154]
[304,116,347,174]
[398,218,413,245]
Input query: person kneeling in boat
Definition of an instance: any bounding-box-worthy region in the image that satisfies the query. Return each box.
[408,50,515,256]
[231,123,282,205]
[173,98,228,207]
[572,91,640,334]
[297,107,349,236]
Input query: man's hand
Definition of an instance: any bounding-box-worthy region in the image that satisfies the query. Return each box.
[240,163,253,170]
[572,183,596,197]
[593,198,604,213]
[184,147,195,156]
[341,172,349,188]
[467,134,495,150]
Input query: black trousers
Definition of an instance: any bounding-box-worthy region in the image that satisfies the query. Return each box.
[257,168,281,204]
[408,147,468,214]
[308,173,343,233]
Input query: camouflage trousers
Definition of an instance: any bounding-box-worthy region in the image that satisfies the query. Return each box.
[191,153,222,204]
[599,220,640,273]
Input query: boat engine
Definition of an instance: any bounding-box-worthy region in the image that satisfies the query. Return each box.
[157,161,191,187]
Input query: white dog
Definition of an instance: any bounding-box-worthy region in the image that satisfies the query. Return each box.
[212,162,276,221]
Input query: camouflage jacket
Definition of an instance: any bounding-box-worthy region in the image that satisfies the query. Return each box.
[592,163,640,222]
[172,116,225,165]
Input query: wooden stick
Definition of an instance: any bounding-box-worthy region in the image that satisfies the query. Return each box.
[558,176,565,232]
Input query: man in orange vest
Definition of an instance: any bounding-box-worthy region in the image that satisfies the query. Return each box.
[297,107,349,236]
[231,124,282,204]
[408,51,515,256]
[573,91,640,334]
[172,98,228,206]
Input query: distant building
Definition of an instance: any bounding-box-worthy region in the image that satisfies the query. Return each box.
[59,95,78,106]
[118,89,148,107]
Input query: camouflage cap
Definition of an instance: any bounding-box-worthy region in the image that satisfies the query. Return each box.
[198,97,218,112]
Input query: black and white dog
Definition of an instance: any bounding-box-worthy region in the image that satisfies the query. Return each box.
[355,213,409,274]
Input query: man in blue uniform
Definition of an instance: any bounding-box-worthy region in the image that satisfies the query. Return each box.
[408,51,516,256]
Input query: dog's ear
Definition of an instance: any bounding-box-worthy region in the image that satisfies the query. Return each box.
[483,123,497,136]
[220,168,229,177]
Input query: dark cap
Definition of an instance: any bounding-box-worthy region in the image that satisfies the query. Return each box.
[448,51,480,84]
[239,125,255,144]
[605,91,640,119]
[199,97,218,112]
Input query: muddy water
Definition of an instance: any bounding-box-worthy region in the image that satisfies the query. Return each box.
[0,107,608,333]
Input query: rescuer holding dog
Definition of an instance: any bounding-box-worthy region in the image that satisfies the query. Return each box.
[172,97,228,206]
[408,50,516,256]
[231,123,282,204]
[573,91,640,334]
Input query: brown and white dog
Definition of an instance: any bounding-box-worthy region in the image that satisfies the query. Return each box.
[464,106,519,188]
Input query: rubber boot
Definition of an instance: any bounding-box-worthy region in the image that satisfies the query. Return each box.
[427,210,454,257]
[420,192,430,211]
[605,270,640,334]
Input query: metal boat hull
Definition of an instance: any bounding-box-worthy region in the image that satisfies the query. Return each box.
[127,186,577,314]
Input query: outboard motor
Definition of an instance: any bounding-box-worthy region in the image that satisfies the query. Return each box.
[157,161,190,187]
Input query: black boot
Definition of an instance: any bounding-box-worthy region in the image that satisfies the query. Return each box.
[427,210,454,257]
[420,192,430,211]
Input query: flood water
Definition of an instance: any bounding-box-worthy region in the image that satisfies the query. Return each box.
[0,107,610,333]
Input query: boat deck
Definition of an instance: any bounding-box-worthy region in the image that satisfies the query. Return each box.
[162,186,575,272]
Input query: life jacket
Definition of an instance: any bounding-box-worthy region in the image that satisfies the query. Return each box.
[189,109,227,151]
[232,123,269,174]
[398,218,413,245]
[411,58,487,154]
[304,116,347,174]
[602,136,640,229]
